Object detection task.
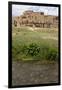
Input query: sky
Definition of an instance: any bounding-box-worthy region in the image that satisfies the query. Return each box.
[12,5,58,16]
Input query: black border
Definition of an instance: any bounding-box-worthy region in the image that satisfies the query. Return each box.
[8,1,61,88]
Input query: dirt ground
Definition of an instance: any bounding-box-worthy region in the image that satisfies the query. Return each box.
[12,60,58,86]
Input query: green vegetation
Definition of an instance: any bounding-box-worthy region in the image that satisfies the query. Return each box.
[12,27,58,61]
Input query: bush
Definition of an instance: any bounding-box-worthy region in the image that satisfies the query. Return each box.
[47,48,58,60]
[12,42,58,61]
[21,45,28,55]
[22,43,40,56]
[28,43,40,56]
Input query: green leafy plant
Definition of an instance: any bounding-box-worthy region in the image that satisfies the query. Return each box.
[47,48,58,60]
[22,43,40,56]
[27,43,40,56]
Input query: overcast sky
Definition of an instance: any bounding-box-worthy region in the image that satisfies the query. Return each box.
[12,5,58,16]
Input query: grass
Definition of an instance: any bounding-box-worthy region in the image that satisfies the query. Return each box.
[12,26,58,61]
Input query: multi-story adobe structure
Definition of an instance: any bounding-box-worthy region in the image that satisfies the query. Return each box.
[12,10,58,28]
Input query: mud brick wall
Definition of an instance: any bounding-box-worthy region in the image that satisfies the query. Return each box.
[12,10,58,28]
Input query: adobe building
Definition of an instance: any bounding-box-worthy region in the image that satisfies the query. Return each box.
[12,10,58,28]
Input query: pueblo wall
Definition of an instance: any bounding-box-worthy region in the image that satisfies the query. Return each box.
[12,10,58,28]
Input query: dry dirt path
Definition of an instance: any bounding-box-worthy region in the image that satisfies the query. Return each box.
[12,60,58,86]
